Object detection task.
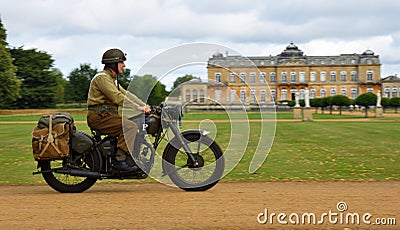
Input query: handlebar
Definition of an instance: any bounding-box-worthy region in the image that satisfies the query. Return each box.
[149,103,183,121]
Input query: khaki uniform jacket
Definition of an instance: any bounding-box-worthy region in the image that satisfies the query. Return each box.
[87,70,146,109]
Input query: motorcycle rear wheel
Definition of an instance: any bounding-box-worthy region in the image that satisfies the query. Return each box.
[40,150,100,193]
[163,133,224,191]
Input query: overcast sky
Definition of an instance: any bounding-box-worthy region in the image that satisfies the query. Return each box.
[1,0,400,89]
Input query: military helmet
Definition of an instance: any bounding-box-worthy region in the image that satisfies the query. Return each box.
[101,48,127,64]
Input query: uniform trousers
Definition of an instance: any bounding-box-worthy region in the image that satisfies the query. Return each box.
[87,110,137,160]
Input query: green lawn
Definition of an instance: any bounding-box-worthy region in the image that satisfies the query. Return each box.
[0,112,398,184]
[239,122,399,181]
[0,110,395,121]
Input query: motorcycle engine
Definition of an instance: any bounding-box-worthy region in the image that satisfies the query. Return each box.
[99,139,116,157]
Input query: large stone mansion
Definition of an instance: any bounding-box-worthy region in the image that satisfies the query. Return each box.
[180,43,399,106]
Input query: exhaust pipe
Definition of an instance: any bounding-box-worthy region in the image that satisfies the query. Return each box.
[55,168,100,178]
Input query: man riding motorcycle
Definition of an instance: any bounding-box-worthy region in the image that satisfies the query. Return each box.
[87,48,150,172]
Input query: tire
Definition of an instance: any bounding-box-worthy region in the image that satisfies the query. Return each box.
[162,133,224,191]
[40,150,100,193]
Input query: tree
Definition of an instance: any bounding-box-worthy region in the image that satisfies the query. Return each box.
[381,97,389,112]
[148,81,168,105]
[10,47,58,108]
[118,68,132,89]
[52,68,67,104]
[355,92,377,117]
[389,97,400,113]
[331,95,351,115]
[310,98,323,113]
[320,97,331,114]
[0,18,20,108]
[322,96,334,114]
[66,63,97,104]
[171,74,200,91]
[116,69,168,105]
[288,99,304,107]
[128,75,168,105]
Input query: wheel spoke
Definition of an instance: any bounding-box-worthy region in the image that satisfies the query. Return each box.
[41,150,99,193]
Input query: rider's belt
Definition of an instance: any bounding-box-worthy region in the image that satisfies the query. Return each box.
[88,104,118,114]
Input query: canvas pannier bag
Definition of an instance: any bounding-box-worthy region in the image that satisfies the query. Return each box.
[32,113,75,160]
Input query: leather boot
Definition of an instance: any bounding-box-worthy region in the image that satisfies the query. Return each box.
[113,160,138,172]
[113,149,139,172]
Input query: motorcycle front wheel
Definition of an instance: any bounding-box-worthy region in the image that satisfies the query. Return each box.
[40,150,100,193]
[162,133,225,191]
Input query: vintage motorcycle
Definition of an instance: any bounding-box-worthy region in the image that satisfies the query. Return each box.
[33,104,225,193]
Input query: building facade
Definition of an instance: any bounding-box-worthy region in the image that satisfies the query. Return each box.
[381,74,400,98]
[181,43,382,105]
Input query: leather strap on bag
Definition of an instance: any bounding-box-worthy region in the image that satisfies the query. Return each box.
[38,114,63,157]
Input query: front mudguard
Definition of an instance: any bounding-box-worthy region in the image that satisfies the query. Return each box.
[161,129,210,160]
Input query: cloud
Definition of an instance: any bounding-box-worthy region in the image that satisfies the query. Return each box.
[1,0,400,88]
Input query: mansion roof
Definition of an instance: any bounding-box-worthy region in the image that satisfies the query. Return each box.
[381,75,400,82]
[208,43,380,67]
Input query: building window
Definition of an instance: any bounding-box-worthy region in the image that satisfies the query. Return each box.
[215,90,221,103]
[250,72,256,83]
[185,89,190,102]
[340,71,347,82]
[351,89,357,99]
[299,72,305,82]
[269,72,275,82]
[260,90,266,103]
[250,90,256,103]
[290,72,296,83]
[384,87,390,98]
[291,89,297,100]
[351,71,357,81]
[367,88,374,93]
[270,90,276,102]
[330,89,336,96]
[215,73,221,82]
[392,88,398,97]
[341,88,347,96]
[310,72,316,82]
[330,71,336,82]
[310,89,316,99]
[281,89,287,100]
[366,71,373,82]
[281,72,287,83]
[331,59,335,64]
[260,72,267,83]
[240,72,246,83]
[230,73,235,83]
[321,89,327,98]
[240,90,246,103]
[230,90,236,103]
[193,90,198,102]
[200,89,205,103]
[320,72,326,82]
